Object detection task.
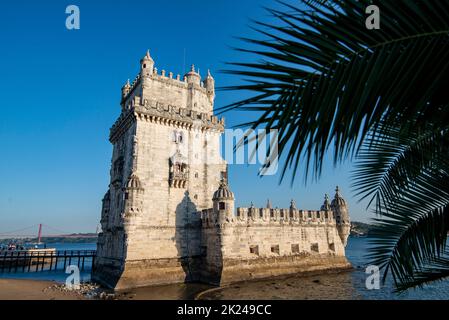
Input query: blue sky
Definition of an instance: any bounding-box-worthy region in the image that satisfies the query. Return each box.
[0,0,371,235]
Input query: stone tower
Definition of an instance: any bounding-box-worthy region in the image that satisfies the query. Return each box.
[331,186,351,246]
[93,51,227,289]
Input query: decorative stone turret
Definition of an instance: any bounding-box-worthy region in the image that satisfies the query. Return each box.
[140,50,154,93]
[123,174,144,215]
[203,69,215,103]
[212,179,235,224]
[331,186,350,246]
[185,64,201,86]
[140,50,154,77]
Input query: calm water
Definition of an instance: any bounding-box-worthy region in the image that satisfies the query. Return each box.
[2,239,449,299]
[345,237,449,300]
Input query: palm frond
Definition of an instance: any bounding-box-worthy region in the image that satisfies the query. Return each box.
[353,123,449,290]
[220,0,449,183]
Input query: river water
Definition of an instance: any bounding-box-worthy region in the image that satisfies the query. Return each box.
[1,238,449,300]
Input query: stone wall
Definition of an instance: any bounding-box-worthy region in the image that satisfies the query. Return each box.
[200,207,350,285]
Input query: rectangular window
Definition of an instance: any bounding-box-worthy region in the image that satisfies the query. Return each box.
[271,245,280,255]
[311,243,319,253]
[249,245,259,255]
[291,244,300,254]
[219,202,226,210]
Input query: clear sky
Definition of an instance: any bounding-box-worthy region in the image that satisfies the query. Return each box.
[0,0,371,235]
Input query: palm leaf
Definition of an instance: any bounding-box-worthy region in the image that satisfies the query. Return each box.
[220,0,449,183]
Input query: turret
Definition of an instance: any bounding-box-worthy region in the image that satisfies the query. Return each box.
[122,173,144,231]
[140,50,154,78]
[203,69,215,103]
[185,64,201,86]
[212,179,235,224]
[331,186,350,246]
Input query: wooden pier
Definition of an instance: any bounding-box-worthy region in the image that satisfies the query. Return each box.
[0,250,96,273]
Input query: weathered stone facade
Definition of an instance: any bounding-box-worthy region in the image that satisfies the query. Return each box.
[93,51,351,290]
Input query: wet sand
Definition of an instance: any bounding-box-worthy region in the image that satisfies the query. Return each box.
[116,269,363,300]
[0,279,84,300]
[116,282,213,300]
[197,270,363,300]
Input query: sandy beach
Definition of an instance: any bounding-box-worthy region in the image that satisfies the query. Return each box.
[0,279,85,300]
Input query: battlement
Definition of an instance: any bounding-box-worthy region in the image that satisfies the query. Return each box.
[200,207,335,228]
[124,67,211,103]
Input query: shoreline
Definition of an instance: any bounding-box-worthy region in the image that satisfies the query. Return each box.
[0,267,356,300]
[0,279,85,300]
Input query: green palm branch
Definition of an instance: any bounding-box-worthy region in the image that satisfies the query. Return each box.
[222,0,449,291]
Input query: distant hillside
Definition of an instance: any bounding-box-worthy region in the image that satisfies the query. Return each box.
[350,221,373,237]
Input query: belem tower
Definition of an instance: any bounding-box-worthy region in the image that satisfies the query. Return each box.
[93,51,352,290]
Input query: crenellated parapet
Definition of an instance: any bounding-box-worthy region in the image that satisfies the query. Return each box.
[201,207,335,228]
[123,65,213,104]
[201,185,350,251]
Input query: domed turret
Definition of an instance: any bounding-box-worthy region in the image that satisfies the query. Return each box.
[185,64,201,85]
[140,50,154,78]
[213,179,235,200]
[331,186,347,209]
[123,173,144,227]
[212,179,235,223]
[331,186,350,246]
